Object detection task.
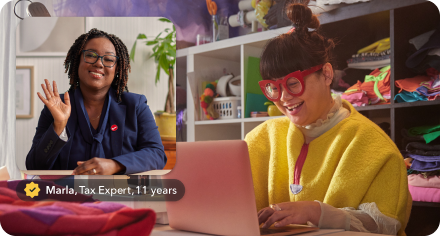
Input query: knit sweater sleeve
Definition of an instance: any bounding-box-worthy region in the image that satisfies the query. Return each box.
[316,201,402,235]
[245,121,272,211]
[322,119,411,236]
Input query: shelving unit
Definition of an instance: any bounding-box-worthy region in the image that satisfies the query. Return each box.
[176,1,440,235]
[178,0,439,143]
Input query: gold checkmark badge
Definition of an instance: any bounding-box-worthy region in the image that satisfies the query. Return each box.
[24,182,40,198]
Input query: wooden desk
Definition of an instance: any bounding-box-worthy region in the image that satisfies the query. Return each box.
[22,169,171,176]
[162,140,176,170]
[151,225,345,236]
[152,225,387,236]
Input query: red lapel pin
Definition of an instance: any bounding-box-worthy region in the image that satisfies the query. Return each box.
[111,125,118,131]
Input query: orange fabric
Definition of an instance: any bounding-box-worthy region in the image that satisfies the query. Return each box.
[359,68,391,100]
[395,75,431,93]
[343,81,363,95]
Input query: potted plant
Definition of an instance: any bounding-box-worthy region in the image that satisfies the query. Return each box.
[130,18,176,140]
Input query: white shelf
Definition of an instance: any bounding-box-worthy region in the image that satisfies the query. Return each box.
[194,115,286,126]
[176,0,427,59]
[181,0,429,142]
[195,118,242,125]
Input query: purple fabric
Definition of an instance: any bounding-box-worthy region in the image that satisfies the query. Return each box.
[81,202,126,213]
[408,153,440,171]
[416,86,440,97]
[21,205,74,225]
[53,0,241,43]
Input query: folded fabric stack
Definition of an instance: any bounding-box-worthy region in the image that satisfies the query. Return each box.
[347,38,391,69]
[341,65,391,106]
[0,180,156,236]
[406,22,440,74]
[402,125,440,203]
[394,69,440,103]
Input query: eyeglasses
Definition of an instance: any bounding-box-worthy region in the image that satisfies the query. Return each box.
[82,50,119,68]
[258,64,324,102]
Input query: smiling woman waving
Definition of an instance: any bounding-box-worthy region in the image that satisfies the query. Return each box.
[26,28,167,175]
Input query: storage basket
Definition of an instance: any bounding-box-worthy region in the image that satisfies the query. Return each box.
[212,97,241,119]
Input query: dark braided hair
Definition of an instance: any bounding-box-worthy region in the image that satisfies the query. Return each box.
[64,28,131,102]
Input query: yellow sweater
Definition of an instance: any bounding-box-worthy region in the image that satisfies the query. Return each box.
[245,100,411,236]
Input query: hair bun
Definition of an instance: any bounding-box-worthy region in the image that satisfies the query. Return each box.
[286,2,320,31]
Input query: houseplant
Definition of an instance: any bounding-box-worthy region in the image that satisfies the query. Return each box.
[130,18,176,140]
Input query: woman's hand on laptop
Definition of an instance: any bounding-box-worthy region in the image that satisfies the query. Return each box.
[258,201,321,228]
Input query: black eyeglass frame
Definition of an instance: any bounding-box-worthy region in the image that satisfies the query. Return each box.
[82,50,119,68]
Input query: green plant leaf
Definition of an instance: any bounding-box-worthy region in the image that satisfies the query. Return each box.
[136,33,147,40]
[155,64,161,85]
[129,40,137,62]
[146,40,158,46]
[159,18,172,23]
[168,49,176,58]
[159,54,170,75]
[164,28,170,33]
[155,32,163,40]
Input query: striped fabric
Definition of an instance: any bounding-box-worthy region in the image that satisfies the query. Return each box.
[0,181,156,236]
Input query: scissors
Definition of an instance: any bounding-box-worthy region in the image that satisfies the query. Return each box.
[206,0,217,15]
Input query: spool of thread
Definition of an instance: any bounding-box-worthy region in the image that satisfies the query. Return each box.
[229,11,257,27]
[238,0,253,10]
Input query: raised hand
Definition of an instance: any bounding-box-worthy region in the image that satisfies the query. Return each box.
[37,79,71,135]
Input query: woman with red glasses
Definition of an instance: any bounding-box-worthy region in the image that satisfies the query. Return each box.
[245,2,410,235]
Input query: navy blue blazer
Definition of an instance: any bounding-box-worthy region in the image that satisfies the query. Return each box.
[26,88,167,174]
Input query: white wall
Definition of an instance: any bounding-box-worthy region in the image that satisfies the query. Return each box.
[16,17,173,170]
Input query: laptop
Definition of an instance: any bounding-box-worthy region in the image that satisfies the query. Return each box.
[163,140,318,236]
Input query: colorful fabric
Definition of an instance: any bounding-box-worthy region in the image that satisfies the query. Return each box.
[408,154,440,172]
[394,91,428,103]
[408,124,440,144]
[408,185,440,203]
[341,91,369,107]
[420,77,440,90]
[408,174,440,189]
[0,181,156,236]
[416,86,440,97]
[359,66,391,102]
[407,142,440,156]
[347,49,391,64]
[357,38,390,54]
[395,75,431,93]
[343,81,363,96]
[428,94,440,101]
[427,68,440,77]
[244,100,411,236]
[370,91,391,105]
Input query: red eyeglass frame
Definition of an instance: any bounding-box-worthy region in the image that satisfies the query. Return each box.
[258,64,324,102]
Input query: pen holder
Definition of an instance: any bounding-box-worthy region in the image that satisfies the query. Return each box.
[212,11,229,42]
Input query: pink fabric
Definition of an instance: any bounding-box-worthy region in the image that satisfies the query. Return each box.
[408,184,440,203]
[408,174,440,188]
[341,92,369,107]
[0,183,157,236]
